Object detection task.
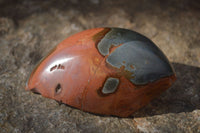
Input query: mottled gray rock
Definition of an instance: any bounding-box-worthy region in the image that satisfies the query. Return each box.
[0,0,200,133]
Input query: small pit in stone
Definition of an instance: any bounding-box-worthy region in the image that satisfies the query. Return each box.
[50,65,57,71]
[31,88,41,95]
[55,83,62,94]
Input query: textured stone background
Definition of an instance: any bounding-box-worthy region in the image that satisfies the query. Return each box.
[0,0,200,132]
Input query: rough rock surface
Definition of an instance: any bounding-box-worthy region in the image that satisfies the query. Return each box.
[0,0,200,132]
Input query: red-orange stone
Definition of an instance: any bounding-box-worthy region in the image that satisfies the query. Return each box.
[26,27,176,117]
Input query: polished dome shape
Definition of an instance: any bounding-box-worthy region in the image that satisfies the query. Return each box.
[26,27,176,117]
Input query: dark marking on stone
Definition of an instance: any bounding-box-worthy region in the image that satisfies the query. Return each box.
[50,65,57,71]
[55,83,62,94]
[102,77,119,94]
[50,64,65,72]
[92,28,111,56]
[97,76,121,97]
[106,41,174,85]
[97,28,153,56]
[58,64,61,69]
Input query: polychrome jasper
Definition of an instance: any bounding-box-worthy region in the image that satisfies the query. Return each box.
[26,27,176,117]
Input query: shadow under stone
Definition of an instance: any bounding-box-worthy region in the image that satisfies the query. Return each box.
[132,62,200,118]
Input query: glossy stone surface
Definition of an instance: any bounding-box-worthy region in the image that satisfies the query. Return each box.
[26,27,176,117]
[1,1,200,132]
